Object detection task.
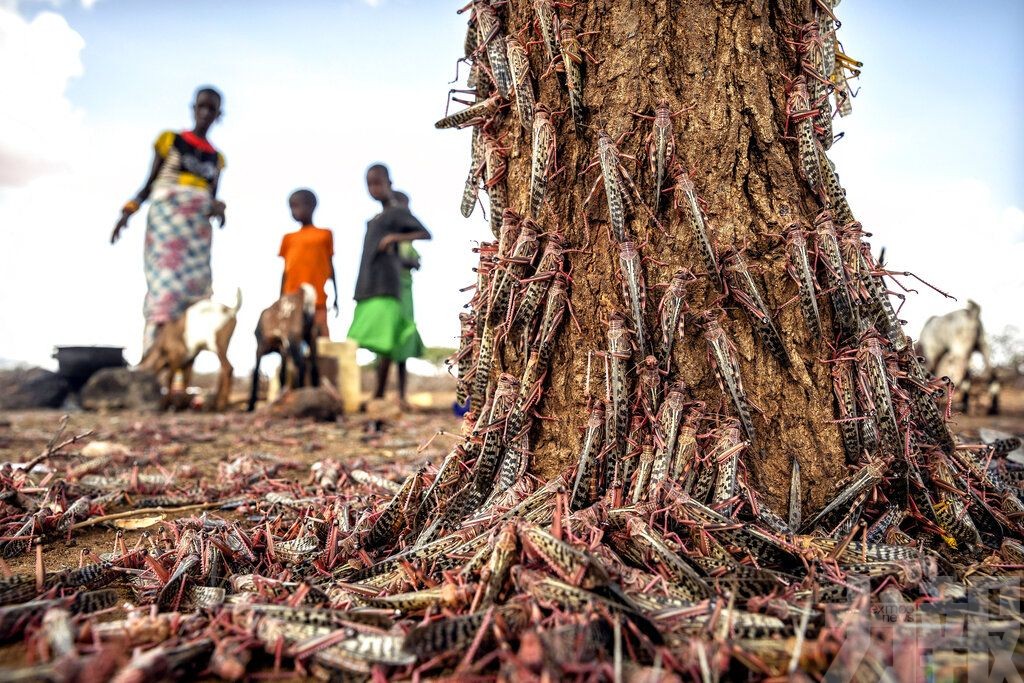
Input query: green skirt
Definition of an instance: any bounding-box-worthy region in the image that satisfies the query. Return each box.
[348,295,423,362]
[394,272,425,361]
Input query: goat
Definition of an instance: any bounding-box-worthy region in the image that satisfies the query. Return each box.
[138,288,242,411]
[248,283,320,412]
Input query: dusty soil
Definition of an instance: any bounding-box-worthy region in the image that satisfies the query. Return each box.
[0,381,1020,675]
[0,399,460,671]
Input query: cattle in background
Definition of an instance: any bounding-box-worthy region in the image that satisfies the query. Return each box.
[918,300,1000,415]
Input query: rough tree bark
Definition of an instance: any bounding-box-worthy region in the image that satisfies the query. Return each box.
[451,0,848,516]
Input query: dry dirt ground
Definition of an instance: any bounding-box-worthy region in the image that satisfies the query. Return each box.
[0,382,1020,675]
[0,395,460,672]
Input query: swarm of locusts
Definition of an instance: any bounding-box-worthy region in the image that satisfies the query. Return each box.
[2,1,1024,681]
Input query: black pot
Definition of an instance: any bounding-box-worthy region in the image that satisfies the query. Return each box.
[53,346,127,392]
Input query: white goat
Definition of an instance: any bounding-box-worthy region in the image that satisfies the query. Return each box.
[138,289,243,411]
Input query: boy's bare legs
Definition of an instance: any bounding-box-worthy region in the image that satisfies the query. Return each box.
[398,361,408,402]
[375,357,391,399]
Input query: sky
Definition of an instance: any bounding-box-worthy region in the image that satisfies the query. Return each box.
[0,0,1022,374]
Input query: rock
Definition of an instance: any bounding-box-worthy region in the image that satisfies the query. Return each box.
[269,386,343,422]
[80,368,162,411]
[0,367,69,409]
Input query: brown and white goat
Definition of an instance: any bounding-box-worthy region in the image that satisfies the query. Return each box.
[138,289,242,411]
[247,283,320,411]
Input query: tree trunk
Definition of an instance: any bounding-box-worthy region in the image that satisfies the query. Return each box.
[451,0,849,517]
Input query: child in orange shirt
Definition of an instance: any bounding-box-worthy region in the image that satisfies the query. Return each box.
[279,189,338,337]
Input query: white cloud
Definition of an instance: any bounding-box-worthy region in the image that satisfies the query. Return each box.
[0,5,85,186]
[844,175,1024,340]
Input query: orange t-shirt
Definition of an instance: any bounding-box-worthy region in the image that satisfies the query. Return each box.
[279,225,334,309]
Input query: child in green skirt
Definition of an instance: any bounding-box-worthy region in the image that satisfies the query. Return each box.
[347,164,431,403]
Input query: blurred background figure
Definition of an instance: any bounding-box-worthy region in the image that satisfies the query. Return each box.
[110,87,228,355]
[392,190,426,369]
[919,299,1001,415]
[347,164,431,407]
[278,188,338,339]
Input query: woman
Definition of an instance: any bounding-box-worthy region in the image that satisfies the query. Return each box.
[110,86,227,353]
[348,165,430,404]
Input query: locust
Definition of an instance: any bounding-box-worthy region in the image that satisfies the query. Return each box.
[56,496,90,532]
[364,468,424,549]
[496,207,523,259]
[833,56,860,117]
[532,0,562,66]
[784,221,822,340]
[471,241,498,329]
[483,131,510,238]
[865,506,905,544]
[650,383,687,487]
[504,35,535,131]
[856,335,902,457]
[664,482,801,564]
[617,240,649,357]
[898,347,956,454]
[701,316,757,446]
[786,76,821,193]
[502,274,568,456]
[491,431,529,505]
[636,354,664,424]
[605,313,634,476]
[532,270,569,358]
[722,248,790,367]
[817,0,837,82]
[634,99,679,210]
[512,232,564,329]
[710,422,745,516]
[528,105,557,219]
[815,144,855,225]
[364,584,472,613]
[841,222,907,351]
[477,523,518,607]
[473,2,512,98]
[460,125,485,217]
[801,459,886,532]
[452,312,476,406]
[434,94,501,129]
[657,269,693,371]
[798,21,834,149]
[558,22,587,135]
[930,454,981,548]
[468,374,520,506]
[813,210,858,336]
[469,319,495,415]
[630,440,655,504]
[618,515,712,601]
[670,403,703,482]
[403,603,527,660]
[518,523,613,589]
[316,633,416,669]
[588,130,640,244]
[686,437,716,500]
[156,554,200,610]
[488,221,539,323]
[671,165,723,291]
[831,355,863,461]
[789,456,802,531]
[512,568,662,645]
[570,400,606,510]
[45,561,119,590]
